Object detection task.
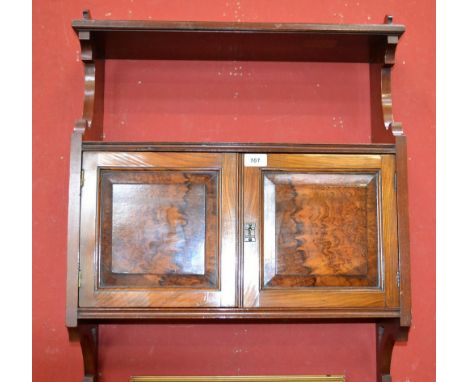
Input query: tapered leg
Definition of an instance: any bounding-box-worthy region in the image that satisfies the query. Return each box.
[376,320,408,382]
[78,324,99,382]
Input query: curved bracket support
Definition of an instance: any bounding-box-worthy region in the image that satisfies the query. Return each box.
[74,9,104,141]
[381,66,397,132]
[376,320,409,382]
[370,15,405,143]
[78,323,100,382]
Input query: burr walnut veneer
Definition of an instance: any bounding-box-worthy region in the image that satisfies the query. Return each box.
[66,11,411,382]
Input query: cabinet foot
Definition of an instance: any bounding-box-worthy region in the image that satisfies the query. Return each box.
[376,320,408,382]
[78,324,99,382]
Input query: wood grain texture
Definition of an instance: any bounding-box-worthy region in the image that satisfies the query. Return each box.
[82,142,396,154]
[381,155,399,309]
[72,19,405,34]
[263,172,378,288]
[369,33,402,142]
[266,154,382,169]
[395,135,412,326]
[66,124,85,328]
[243,154,398,310]
[71,18,404,63]
[76,29,104,141]
[365,17,410,325]
[77,307,400,320]
[74,150,401,314]
[66,15,411,382]
[78,323,99,382]
[99,170,219,289]
[78,152,238,308]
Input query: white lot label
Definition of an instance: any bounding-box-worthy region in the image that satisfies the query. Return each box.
[244,154,267,167]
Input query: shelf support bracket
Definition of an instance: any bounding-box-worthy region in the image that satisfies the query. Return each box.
[376,320,409,382]
[75,9,104,141]
[370,15,405,143]
[78,323,100,382]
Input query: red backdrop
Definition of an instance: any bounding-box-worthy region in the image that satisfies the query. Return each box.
[32,1,435,381]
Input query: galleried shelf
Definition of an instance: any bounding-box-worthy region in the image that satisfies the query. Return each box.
[66,10,411,382]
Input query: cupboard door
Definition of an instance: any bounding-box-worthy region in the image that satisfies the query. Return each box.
[79,152,238,308]
[243,154,399,309]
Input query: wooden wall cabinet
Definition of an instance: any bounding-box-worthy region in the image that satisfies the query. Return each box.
[67,11,411,382]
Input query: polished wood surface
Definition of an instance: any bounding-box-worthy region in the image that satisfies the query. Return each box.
[78,323,99,382]
[394,134,412,326]
[75,150,401,314]
[67,14,411,382]
[376,319,409,382]
[66,123,85,328]
[72,17,404,63]
[369,17,403,141]
[77,307,400,320]
[99,170,219,289]
[263,172,378,288]
[243,154,399,309]
[75,20,104,141]
[79,152,238,308]
[72,18,405,34]
[70,147,407,382]
[82,142,397,154]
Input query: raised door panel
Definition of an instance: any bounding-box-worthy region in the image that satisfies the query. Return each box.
[243,154,399,309]
[79,152,238,308]
[263,172,379,289]
[99,170,219,289]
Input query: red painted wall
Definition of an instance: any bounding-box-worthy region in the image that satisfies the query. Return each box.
[33,1,435,382]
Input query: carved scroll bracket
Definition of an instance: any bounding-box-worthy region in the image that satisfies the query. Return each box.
[74,9,104,141]
[370,15,405,142]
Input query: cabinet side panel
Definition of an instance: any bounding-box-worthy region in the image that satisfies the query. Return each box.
[66,131,83,328]
[395,136,412,326]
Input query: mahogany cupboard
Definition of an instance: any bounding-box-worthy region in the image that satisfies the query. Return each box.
[66,11,411,382]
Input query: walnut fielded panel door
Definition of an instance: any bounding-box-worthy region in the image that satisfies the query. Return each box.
[78,152,238,308]
[78,151,398,310]
[242,154,399,309]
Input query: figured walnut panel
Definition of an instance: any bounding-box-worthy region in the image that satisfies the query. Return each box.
[99,170,219,289]
[263,172,379,288]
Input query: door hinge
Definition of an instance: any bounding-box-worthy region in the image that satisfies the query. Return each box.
[396,271,400,288]
[78,270,82,288]
[80,169,85,188]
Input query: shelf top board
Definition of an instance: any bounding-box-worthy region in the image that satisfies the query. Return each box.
[72,19,405,35]
[72,17,405,62]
